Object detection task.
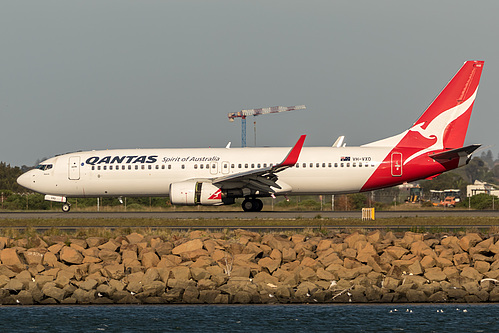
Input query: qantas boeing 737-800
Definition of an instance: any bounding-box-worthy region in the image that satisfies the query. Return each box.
[17,61,484,212]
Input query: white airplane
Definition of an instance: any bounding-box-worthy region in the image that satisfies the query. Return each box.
[17,61,484,212]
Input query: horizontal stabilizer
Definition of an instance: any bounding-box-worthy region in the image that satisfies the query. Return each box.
[429,144,481,161]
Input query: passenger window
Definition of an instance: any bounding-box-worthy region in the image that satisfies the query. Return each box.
[295,163,299,168]
[263,163,267,168]
[109,166,113,170]
[353,163,356,167]
[200,164,203,169]
[128,165,132,170]
[251,164,255,168]
[359,163,362,167]
[97,166,101,170]
[168,165,171,169]
[303,163,306,168]
[148,165,151,170]
[322,163,326,168]
[316,163,320,168]
[224,164,228,169]
[245,164,248,168]
[161,165,165,170]
[135,165,139,170]
[347,163,350,167]
[340,163,344,167]
[310,163,313,168]
[194,164,198,169]
[238,164,242,168]
[257,164,261,168]
[328,163,332,167]
[334,163,338,167]
[155,165,159,169]
[231,164,235,168]
[182,165,185,169]
[92,166,95,170]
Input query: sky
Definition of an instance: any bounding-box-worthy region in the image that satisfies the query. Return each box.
[1,0,498,167]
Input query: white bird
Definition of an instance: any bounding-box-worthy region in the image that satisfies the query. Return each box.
[463,309,468,313]
[269,294,274,298]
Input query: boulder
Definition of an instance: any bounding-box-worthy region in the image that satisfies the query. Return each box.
[103,264,125,280]
[424,267,447,281]
[99,249,120,262]
[172,239,203,255]
[126,233,145,244]
[0,248,24,267]
[170,266,191,281]
[60,246,83,265]
[141,252,160,268]
[23,248,46,265]
[459,233,482,252]
[461,267,483,281]
[42,285,67,302]
[385,246,409,260]
[98,240,120,252]
[356,243,377,263]
[258,257,280,273]
[86,237,107,248]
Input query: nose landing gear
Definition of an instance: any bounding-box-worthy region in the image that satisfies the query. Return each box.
[62,203,71,212]
[242,198,263,212]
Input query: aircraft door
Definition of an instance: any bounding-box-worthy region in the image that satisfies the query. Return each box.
[391,153,402,177]
[221,161,230,174]
[210,162,218,175]
[69,156,81,180]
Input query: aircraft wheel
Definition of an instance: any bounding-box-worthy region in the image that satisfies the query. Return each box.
[62,203,71,212]
[242,199,254,212]
[253,199,263,212]
[242,199,263,212]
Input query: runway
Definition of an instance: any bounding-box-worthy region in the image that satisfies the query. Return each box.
[1,210,499,220]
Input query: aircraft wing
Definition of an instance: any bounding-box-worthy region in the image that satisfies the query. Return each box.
[429,144,481,161]
[212,135,306,193]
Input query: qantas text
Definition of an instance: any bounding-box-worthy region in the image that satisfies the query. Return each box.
[85,155,158,165]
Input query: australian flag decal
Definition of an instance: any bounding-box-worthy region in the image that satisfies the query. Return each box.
[340,156,351,161]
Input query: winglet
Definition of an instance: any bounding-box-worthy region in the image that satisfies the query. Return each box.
[278,135,306,167]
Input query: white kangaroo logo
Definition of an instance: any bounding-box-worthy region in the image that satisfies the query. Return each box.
[403,88,478,165]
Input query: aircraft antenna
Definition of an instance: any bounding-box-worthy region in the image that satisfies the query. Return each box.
[228,105,306,147]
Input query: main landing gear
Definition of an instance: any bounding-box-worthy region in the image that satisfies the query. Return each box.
[242,198,263,212]
[62,203,71,212]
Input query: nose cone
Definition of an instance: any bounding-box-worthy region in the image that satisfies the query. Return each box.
[17,171,33,190]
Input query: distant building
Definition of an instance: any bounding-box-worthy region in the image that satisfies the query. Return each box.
[467,180,499,197]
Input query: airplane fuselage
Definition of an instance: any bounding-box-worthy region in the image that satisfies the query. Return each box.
[18,145,453,198]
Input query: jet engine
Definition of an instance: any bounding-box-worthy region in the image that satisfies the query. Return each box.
[169,181,235,206]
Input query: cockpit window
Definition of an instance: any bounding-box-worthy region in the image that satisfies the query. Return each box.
[36,164,53,171]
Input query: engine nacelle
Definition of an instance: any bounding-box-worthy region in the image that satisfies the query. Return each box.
[169,181,234,206]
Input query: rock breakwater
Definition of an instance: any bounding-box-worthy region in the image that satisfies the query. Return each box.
[0,229,498,305]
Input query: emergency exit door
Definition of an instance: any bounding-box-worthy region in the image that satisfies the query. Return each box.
[69,156,80,180]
